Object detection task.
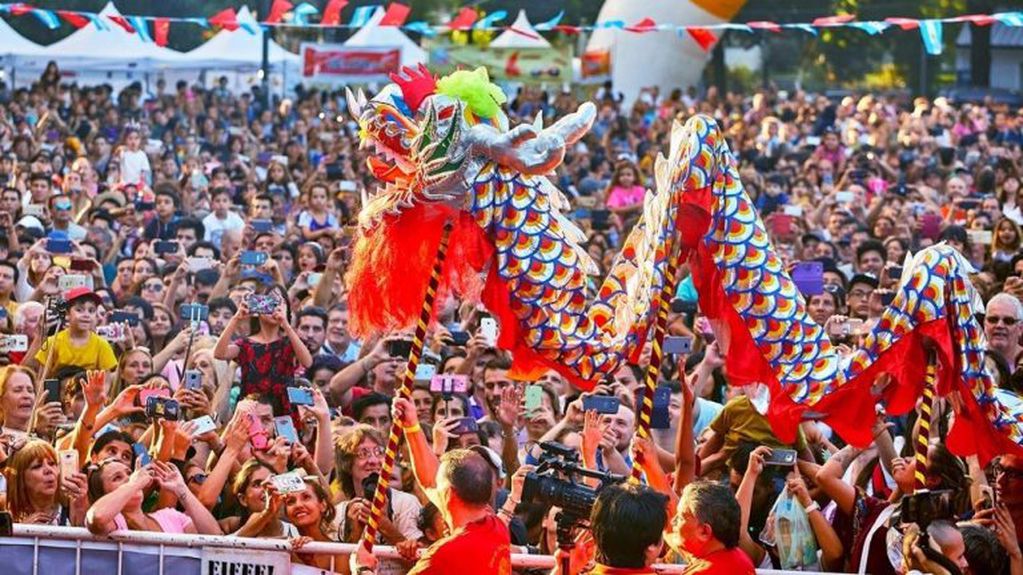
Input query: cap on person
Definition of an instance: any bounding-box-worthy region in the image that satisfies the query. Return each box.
[468,444,506,480]
[848,273,879,290]
[65,286,102,306]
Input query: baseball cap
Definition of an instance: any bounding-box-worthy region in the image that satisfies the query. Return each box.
[468,444,506,480]
[848,273,879,290]
[65,286,102,306]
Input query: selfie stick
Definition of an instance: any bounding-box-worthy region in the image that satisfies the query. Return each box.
[631,241,682,482]
[361,220,453,552]
[913,352,938,492]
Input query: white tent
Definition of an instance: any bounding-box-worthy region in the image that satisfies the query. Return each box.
[343,7,427,67]
[180,6,299,69]
[41,2,189,71]
[490,10,550,49]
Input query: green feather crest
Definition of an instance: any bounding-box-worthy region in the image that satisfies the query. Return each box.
[435,67,506,120]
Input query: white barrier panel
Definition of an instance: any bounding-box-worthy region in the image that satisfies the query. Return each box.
[1,524,843,574]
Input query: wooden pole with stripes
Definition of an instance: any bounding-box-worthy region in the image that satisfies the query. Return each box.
[914,351,939,491]
[361,220,453,551]
[631,240,682,482]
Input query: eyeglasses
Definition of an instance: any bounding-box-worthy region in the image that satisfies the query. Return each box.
[354,446,385,461]
[985,315,1018,326]
[993,463,1023,481]
[143,283,164,292]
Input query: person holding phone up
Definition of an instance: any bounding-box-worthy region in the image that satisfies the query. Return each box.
[213,286,313,420]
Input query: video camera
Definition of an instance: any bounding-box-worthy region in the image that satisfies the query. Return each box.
[521,441,626,550]
[900,489,955,530]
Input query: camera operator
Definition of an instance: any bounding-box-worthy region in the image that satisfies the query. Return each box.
[350,397,511,575]
[553,482,669,575]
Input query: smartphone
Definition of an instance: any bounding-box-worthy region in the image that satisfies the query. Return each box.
[791,261,824,296]
[430,374,469,394]
[183,369,203,391]
[453,417,479,435]
[448,330,470,346]
[582,395,620,415]
[968,230,993,245]
[829,318,866,338]
[269,471,306,494]
[662,336,693,355]
[414,363,437,381]
[154,240,179,255]
[180,303,210,322]
[246,294,278,316]
[69,258,94,272]
[58,449,79,478]
[650,386,672,429]
[96,323,126,342]
[145,396,180,421]
[43,379,61,403]
[835,191,855,203]
[251,219,273,233]
[58,274,90,293]
[524,384,543,416]
[274,416,299,444]
[110,310,140,327]
[782,205,803,217]
[480,317,498,347]
[138,387,171,406]
[186,257,216,272]
[958,199,980,211]
[246,413,269,450]
[307,272,322,287]
[387,339,413,358]
[887,266,904,281]
[189,415,217,436]
[286,386,314,406]
[47,238,72,254]
[880,291,896,306]
[0,334,28,353]
[591,209,611,230]
[765,448,797,466]
[338,180,358,193]
[133,442,152,466]
[240,250,267,266]
[24,204,45,218]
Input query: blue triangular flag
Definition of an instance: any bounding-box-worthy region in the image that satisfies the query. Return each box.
[292,2,319,26]
[993,12,1023,27]
[785,23,817,35]
[127,15,152,42]
[404,21,436,36]
[32,9,60,30]
[919,19,943,55]
[535,11,563,31]
[475,10,507,29]
[597,20,624,29]
[349,6,376,28]
[848,21,889,36]
[184,17,209,29]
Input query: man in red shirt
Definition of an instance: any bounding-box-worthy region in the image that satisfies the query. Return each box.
[673,481,755,575]
[352,397,511,575]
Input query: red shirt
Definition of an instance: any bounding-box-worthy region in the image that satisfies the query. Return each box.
[681,548,755,575]
[408,514,510,575]
[590,565,657,574]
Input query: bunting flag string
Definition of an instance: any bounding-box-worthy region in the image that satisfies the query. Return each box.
[0,3,1019,58]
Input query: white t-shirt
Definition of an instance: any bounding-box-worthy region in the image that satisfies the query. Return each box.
[202,211,246,248]
[120,150,151,186]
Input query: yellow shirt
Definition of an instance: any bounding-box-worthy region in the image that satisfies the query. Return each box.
[35,330,118,373]
[709,395,807,459]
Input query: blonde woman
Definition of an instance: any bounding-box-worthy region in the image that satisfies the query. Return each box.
[4,439,88,526]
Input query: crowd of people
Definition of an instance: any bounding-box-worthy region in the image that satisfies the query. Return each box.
[0,60,1020,575]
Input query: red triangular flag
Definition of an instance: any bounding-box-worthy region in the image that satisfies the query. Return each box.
[56,10,89,29]
[108,15,136,34]
[265,0,293,24]
[812,15,855,27]
[321,0,347,26]
[9,3,33,17]
[747,20,782,33]
[154,18,170,47]
[448,7,477,30]
[554,24,581,35]
[686,27,718,52]
[885,17,920,30]
[952,14,996,26]
[209,8,239,31]
[626,17,657,33]
[380,3,411,27]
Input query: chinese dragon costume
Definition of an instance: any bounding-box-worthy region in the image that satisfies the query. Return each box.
[346,65,1023,465]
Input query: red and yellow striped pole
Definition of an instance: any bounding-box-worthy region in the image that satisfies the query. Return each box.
[362,220,453,551]
[632,241,683,482]
[914,351,938,491]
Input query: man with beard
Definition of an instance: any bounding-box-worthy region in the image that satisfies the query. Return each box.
[295,307,328,357]
[984,293,1023,374]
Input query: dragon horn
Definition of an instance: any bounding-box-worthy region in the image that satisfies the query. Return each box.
[345,87,364,120]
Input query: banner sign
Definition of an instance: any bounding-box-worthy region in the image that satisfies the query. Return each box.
[201,547,291,575]
[301,43,401,81]
[581,49,611,79]
[427,44,572,82]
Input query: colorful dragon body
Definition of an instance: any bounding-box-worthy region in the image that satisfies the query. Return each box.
[346,66,1022,464]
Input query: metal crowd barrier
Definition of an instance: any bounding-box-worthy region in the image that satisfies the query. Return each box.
[0,524,842,574]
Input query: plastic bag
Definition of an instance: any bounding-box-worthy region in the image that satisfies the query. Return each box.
[759,489,819,570]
